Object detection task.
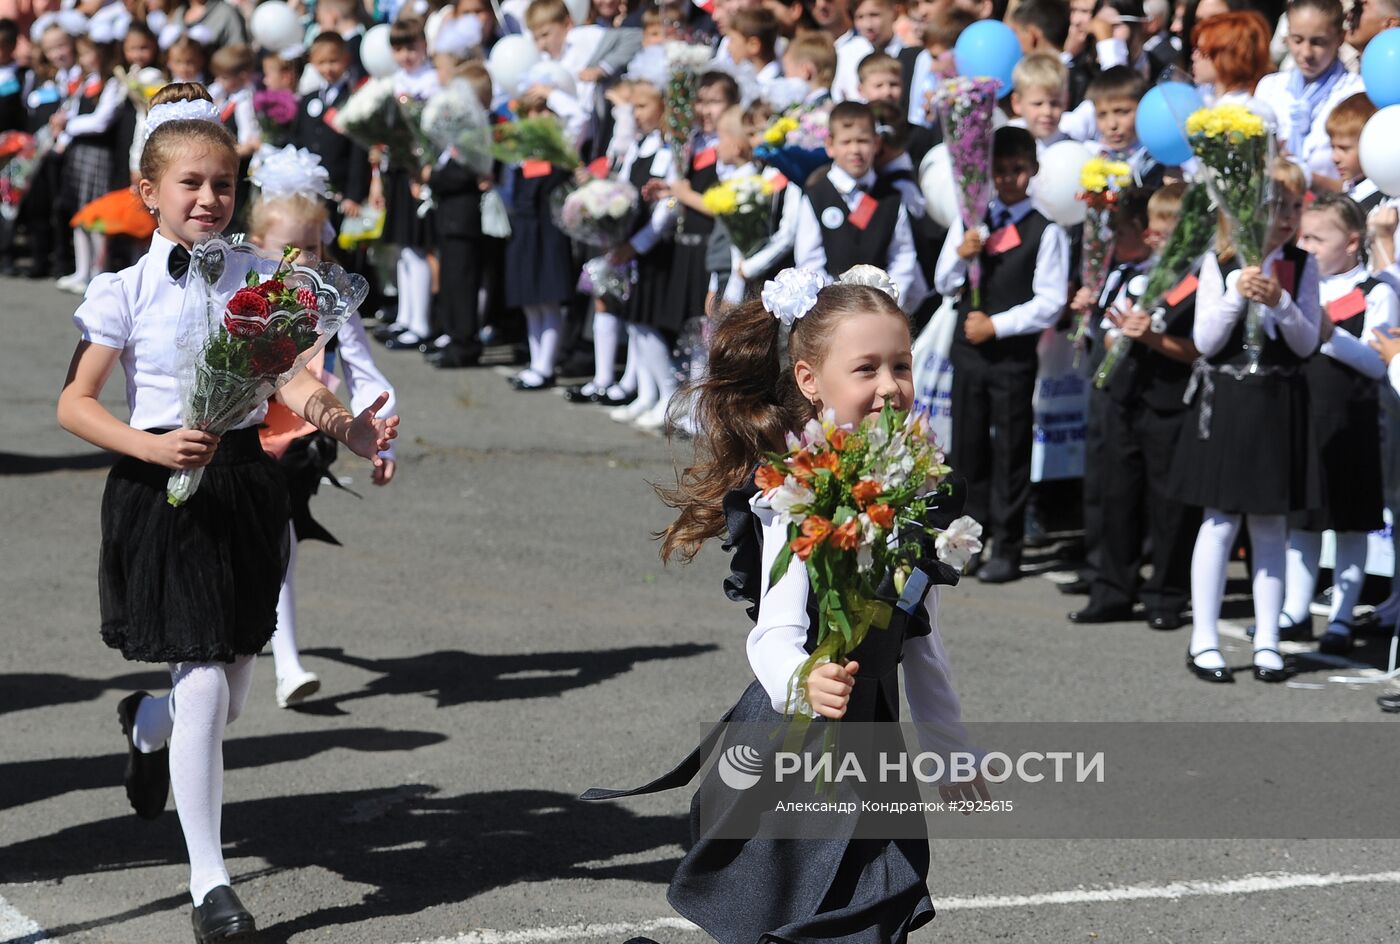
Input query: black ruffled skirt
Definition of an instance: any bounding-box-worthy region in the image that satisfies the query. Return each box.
[98,427,291,664]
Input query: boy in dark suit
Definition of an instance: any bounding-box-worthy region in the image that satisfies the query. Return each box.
[293,32,370,230]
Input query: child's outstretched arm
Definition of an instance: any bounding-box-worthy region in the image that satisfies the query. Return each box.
[277,370,399,471]
[58,341,220,469]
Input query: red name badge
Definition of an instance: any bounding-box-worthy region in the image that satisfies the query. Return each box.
[770,172,789,189]
[1273,259,1296,293]
[322,106,339,129]
[522,159,553,179]
[587,156,609,179]
[985,224,1022,255]
[219,101,237,124]
[1164,273,1199,307]
[693,147,717,170]
[847,193,878,230]
[1327,287,1367,323]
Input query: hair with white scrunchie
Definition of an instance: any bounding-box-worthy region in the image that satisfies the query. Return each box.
[144,98,223,136]
[760,265,901,328]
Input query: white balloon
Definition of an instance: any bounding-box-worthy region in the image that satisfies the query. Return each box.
[1360,105,1400,197]
[250,1,303,53]
[519,60,575,97]
[918,144,961,230]
[564,0,591,25]
[361,23,397,79]
[1034,139,1092,227]
[488,34,542,98]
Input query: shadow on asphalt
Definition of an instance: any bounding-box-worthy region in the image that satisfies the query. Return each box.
[287,643,720,712]
[2,786,686,942]
[0,670,171,717]
[0,727,447,812]
[0,451,116,475]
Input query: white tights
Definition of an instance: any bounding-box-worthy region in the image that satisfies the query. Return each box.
[591,307,621,389]
[1189,510,1287,671]
[521,304,562,381]
[71,229,105,282]
[628,325,676,411]
[132,655,256,904]
[1284,529,1369,633]
[271,523,306,680]
[394,248,433,339]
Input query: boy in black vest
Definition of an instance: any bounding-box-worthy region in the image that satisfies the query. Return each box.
[933,125,1071,583]
[793,100,918,307]
[293,32,371,230]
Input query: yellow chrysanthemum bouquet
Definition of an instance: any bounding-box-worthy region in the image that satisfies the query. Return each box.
[1185,103,1276,369]
[701,169,783,254]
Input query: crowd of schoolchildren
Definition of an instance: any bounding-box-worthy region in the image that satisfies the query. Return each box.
[7,0,1400,705]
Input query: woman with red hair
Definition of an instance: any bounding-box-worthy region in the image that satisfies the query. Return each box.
[1191,10,1277,113]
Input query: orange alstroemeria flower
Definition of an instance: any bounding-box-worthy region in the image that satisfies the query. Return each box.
[829,428,849,450]
[851,479,882,510]
[755,463,786,492]
[866,503,895,530]
[812,451,840,473]
[788,452,816,483]
[791,515,834,560]
[832,517,862,551]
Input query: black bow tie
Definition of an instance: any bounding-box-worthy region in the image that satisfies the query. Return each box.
[168,244,191,281]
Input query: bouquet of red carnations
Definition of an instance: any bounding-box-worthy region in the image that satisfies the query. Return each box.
[168,237,369,506]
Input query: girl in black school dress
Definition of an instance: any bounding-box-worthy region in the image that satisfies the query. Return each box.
[23,22,80,280]
[583,275,988,944]
[608,79,680,430]
[55,84,398,941]
[1283,194,1400,655]
[502,93,577,390]
[53,32,124,293]
[1169,161,1321,685]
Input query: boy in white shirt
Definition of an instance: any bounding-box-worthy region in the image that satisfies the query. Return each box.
[1007,51,1069,154]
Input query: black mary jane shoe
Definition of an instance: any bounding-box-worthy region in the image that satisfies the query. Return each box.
[1186,648,1234,683]
[597,387,637,406]
[191,885,256,942]
[1252,647,1291,683]
[1317,622,1354,656]
[1245,614,1313,642]
[563,383,602,403]
[509,372,556,391]
[116,691,169,820]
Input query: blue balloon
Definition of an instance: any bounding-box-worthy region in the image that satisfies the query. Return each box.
[953,20,1023,97]
[1135,82,1204,167]
[1363,28,1400,108]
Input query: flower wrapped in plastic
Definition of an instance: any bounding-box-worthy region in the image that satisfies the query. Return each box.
[663,41,715,155]
[1069,156,1134,359]
[1093,183,1215,389]
[578,253,637,302]
[0,132,38,223]
[553,178,639,247]
[115,65,166,113]
[702,169,780,255]
[421,77,494,176]
[167,237,369,506]
[933,77,1000,309]
[1184,103,1276,371]
[490,114,581,170]
[757,402,981,719]
[253,88,299,147]
[754,104,832,187]
[334,78,428,172]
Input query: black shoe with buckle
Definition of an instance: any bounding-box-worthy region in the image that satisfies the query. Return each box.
[1186,648,1234,683]
[1252,647,1291,683]
[191,885,255,942]
[116,691,169,820]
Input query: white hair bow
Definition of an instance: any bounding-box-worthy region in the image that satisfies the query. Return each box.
[249,144,332,200]
[145,98,222,134]
[760,264,901,327]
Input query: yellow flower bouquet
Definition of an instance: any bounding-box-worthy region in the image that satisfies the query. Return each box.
[702,169,782,255]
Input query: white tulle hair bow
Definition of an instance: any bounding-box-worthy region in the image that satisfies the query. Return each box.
[249,144,332,200]
[145,98,222,135]
[760,265,901,327]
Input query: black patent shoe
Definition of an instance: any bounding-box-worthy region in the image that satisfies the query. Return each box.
[1068,602,1134,624]
[1252,647,1291,683]
[1245,614,1313,642]
[1186,648,1234,683]
[509,371,555,391]
[564,383,602,403]
[1147,610,1185,631]
[116,691,169,820]
[191,885,256,942]
[1318,622,1354,656]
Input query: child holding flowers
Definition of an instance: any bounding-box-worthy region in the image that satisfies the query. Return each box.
[55,83,397,939]
[582,264,984,944]
[1168,158,1319,684]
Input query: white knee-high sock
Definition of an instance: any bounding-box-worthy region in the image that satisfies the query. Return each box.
[1189,509,1241,669]
[91,232,106,276]
[631,332,660,409]
[398,249,432,337]
[271,523,305,682]
[1330,531,1370,628]
[72,229,93,280]
[592,309,620,388]
[169,662,232,904]
[612,323,640,397]
[1248,514,1288,670]
[1284,529,1322,627]
[394,252,414,330]
[638,327,678,402]
[523,304,561,377]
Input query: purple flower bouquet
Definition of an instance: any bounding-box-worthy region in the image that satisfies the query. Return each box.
[253,89,299,148]
[933,77,1000,310]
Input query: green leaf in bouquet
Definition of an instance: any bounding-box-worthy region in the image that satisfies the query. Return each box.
[770,532,796,586]
[490,116,581,171]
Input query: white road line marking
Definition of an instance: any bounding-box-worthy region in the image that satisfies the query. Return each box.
[0,893,48,944]
[395,870,1400,943]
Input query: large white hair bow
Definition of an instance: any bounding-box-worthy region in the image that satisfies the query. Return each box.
[145,98,222,134]
[249,144,332,199]
[760,265,901,327]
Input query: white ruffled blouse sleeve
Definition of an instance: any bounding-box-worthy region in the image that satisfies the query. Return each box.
[901,588,978,758]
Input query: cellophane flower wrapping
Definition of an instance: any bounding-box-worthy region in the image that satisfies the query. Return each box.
[579,254,637,302]
[490,115,581,170]
[754,104,832,187]
[1071,157,1133,355]
[1094,183,1215,388]
[334,78,427,172]
[1185,103,1276,369]
[0,131,37,222]
[552,178,639,247]
[701,169,780,255]
[253,89,299,147]
[757,403,982,719]
[115,66,164,113]
[167,237,370,506]
[421,78,495,176]
[663,42,713,156]
[933,78,1000,309]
